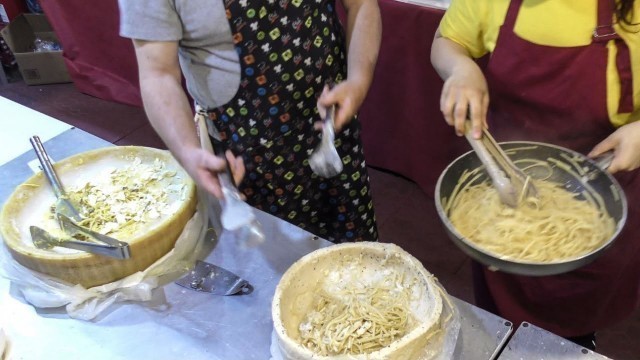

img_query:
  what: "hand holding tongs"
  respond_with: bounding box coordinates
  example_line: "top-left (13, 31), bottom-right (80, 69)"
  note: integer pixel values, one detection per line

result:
top-left (212, 140), bottom-right (258, 231)
top-left (464, 123), bottom-right (538, 208)
top-left (29, 136), bottom-right (131, 259)
top-left (194, 113), bottom-right (265, 245)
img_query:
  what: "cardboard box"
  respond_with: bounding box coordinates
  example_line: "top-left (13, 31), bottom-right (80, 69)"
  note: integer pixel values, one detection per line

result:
top-left (0, 13), bottom-right (70, 85)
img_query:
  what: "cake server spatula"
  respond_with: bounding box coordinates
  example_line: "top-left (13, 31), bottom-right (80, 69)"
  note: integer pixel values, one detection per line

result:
top-left (175, 260), bottom-right (252, 295)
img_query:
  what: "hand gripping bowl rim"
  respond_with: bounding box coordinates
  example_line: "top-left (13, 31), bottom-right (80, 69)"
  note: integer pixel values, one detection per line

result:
top-left (434, 141), bottom-right (628, 276)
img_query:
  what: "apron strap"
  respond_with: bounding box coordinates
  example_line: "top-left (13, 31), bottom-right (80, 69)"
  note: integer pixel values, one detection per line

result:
top-left (502, 0), bottom-right (523, 31)
top-left (593, 0), bottom-right (619, 42)
top-left (616, 41), bottom-right (634, 113)
top-left (593, 0), bottom-right (634, 113)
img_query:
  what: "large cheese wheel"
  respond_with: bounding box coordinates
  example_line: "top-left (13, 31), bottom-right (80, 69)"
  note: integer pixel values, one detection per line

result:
top-left (0, 146), bottom-right (197, 288)
top-left (272, 242), bottom-right (444, 359)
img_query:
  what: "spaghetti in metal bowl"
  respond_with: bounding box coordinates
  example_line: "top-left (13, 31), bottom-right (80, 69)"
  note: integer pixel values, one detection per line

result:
top-left (444, 156), bottom-right (617, 263)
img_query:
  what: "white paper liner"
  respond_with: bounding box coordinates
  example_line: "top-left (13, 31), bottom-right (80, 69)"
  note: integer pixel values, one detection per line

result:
top-left (0, 328), bottom-right (7, 360)
top-left (0, 191), bottom-right (209, 321)
top-left (270, 279), bottom-right (461, 360)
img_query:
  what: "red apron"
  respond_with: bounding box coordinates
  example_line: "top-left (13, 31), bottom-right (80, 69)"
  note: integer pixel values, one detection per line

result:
top-left (481, 0), bottom-right (640, 336)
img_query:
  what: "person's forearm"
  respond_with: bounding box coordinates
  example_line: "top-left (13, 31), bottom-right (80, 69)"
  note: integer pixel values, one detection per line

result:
top-left (431, 30), bottom-right (478, 81)
top-left (343, 0), bottom-right (381, 90)
top-left (139, 70), bottom-right (199, 166)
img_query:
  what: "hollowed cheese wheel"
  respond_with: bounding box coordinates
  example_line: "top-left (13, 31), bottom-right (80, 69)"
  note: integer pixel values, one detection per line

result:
top-left (273, 242), bottom-right (444, 359)
top-left (0, 146), bottom-right (197, 288)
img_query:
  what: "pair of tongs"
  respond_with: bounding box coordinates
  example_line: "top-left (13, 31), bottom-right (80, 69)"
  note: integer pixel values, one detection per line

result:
top-left (29, 136), bottom-right (131, 259)
top-left (212, 139), bottom-right (260, 232)
top-left (30, 219), bottom-right (131, 259)
top-left (464, 124), bottom-right (538, 208)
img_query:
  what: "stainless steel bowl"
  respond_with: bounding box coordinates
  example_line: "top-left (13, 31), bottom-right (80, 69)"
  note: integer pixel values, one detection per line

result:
top-left (434, 141), bottom-right (627, 276)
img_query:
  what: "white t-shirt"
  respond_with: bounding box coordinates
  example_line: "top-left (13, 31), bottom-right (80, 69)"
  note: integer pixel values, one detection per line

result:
top-left (118, 0), bottom-right (241, 108)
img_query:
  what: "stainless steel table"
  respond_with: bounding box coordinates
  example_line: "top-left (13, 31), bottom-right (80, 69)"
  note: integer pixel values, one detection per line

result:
top-left (0, 127), bottom-right (513, 359)
top-left (498, 322), bottom-right (612, 360)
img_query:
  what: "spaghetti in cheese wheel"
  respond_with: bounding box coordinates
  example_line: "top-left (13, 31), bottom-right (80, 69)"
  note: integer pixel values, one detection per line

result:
top-left (0, 146), bottom-right (197, 287)
top-left (273, 242), bottom-right (445, 359)
top-left (298, 272), bottom-right (414, 355)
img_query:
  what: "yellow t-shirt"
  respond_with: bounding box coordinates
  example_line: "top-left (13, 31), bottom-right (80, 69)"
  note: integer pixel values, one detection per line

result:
top-left (439, 0), bottom-right (640, 127)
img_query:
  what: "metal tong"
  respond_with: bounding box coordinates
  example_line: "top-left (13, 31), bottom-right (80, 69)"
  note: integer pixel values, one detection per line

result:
top-left (214, 142), bottom-right (257, 231)
top-left (309, 104), bottom-right (343, 178)
top-left (29, 136), bottom-right (131, 259)
top-left (30, 136), bottom-right (83, 222)
top-left (464, 124), bottom-right (538, 208)
top-left (30, 219), bottom-right (131, 259)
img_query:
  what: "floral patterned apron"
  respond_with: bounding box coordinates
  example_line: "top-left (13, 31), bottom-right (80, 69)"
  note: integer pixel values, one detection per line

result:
top-left (477, 0), bottom-right (639, 337)
top-left (203, 0), bottom-right (378, 242)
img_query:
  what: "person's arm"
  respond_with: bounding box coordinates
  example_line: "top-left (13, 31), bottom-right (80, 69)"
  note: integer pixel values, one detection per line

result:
top-left (318, 0), bottom-right (382, 130)
top-left (132, 39), bottom-right (244, 198)
top-left (431, 29), bottom-right (488, 139)
top-left (589, 119), bottom-right (640, 173)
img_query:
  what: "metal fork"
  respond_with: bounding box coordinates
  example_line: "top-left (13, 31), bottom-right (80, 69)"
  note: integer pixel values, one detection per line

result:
top-left (309, 104), bottom-right (343, 178)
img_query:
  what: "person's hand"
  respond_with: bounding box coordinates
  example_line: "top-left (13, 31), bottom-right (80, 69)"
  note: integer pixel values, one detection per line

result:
top-left (316, 81), bottom-right (368, 131)
top-left (179, 147), bottom-right (245, 199)
top-left (440, 61), bottom-right (489, 139)
top-left (588, 121), bottom-right (640, 174)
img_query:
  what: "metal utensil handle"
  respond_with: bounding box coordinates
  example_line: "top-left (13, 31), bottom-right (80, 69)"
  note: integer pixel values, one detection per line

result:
top-left (58, 214), bottom-right (130, 248)
top-left (480, 128), bottom-right (540, 200)
top-left (56, 236), bottom-right (130, 259)
top-left (465, 133), bottom-right (514, 190)
top-left (323, 104), bottom-right (336, 143)
top-left (592, 150), bottom-right (615, 170)
top-left (30, 135), bottom-right (66, 199)
top-left (463, 124), bottom-right (513, 189)
top-left (480, 128), bottom-right (526, 182)
top-left (195, 111), bottom-right (243, 205)
top-left (211, 137), bottom-right (245, 203)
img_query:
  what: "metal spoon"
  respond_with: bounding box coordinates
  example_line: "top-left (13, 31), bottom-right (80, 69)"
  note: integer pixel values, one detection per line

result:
top-left (464, 123), bottom-right (538, 207)
top-left (309, 104), bottom-right (343, 178)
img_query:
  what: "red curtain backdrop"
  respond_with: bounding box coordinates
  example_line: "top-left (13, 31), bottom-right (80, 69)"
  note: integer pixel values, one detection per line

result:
top-left (39, 0), bottom-right (142, 106)
top-left (357, 0), bottom-right (466, 197)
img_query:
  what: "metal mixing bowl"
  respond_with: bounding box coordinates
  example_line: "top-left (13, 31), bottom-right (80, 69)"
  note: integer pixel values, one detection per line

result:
top-left (434, 141), bottom-right (627, 276)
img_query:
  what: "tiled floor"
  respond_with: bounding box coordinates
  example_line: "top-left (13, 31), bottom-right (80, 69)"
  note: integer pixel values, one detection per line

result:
top-left (1, 80), bottom-right (638, 359)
